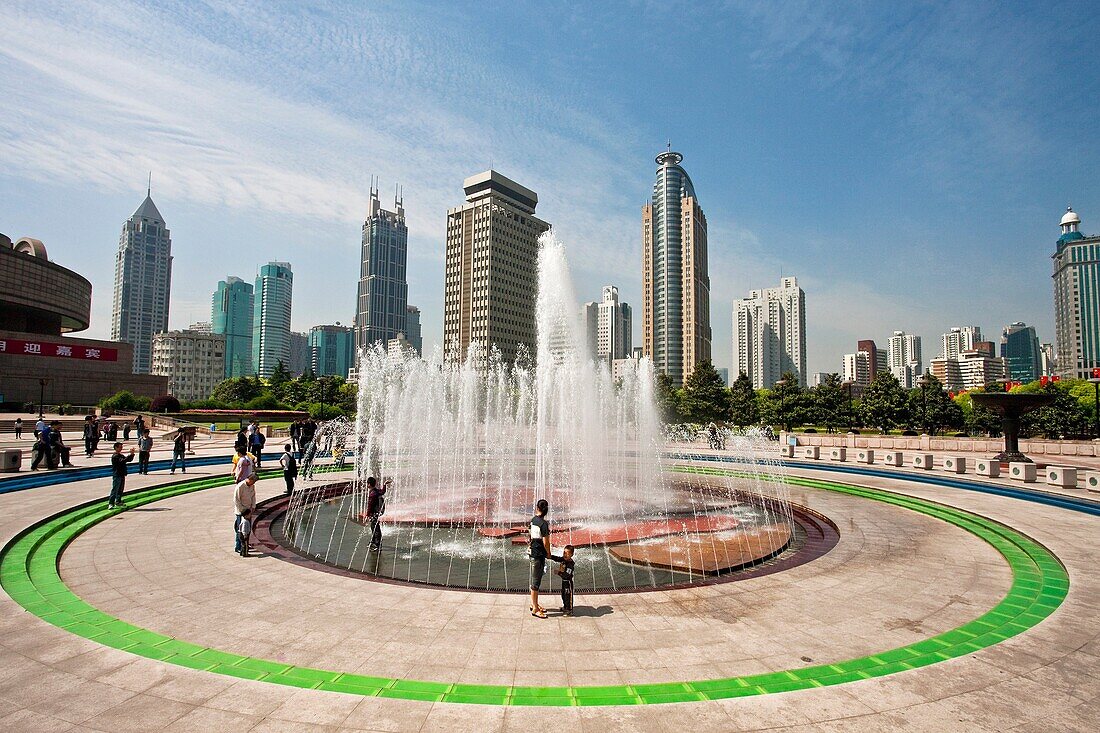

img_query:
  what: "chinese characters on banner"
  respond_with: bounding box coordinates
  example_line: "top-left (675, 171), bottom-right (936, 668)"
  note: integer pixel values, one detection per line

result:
top-left (0, 338), bottom-right (118, 362)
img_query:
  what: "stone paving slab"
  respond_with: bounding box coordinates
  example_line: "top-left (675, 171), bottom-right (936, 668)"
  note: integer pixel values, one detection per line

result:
top-left (0, 460), bottom-right (1095, 729)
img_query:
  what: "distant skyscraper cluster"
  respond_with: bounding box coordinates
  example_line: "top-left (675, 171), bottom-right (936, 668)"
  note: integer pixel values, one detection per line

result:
top-left (734, 277), bottom-right (806, 388)
top-left (111, 186), bottom-right (172, 374)
top-left (642, 148), bottom-right (711, 386)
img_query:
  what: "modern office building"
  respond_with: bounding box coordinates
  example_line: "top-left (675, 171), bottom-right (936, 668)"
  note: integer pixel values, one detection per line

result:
top-left (443, 170), bottom-right (550, 365)
top-left (1, 234), bottom-right (166, 405)
top-left (642, 148), bottom-right (711, 386)
top-left (309, 324), bottom-right (355, 378)
top-left (1000, 322), bottom-right (1041, 382)
top-left (1052, 207), bottom-right (1100, 379)
top-left (288, 331), bottom-right (309, 376)
top-left (211, 276), bottom-right (254, 378)
top-left (110, 186), bottom-right (172, 374)
top-left (941, 326), bottom-right (982, 360)
top-left (583, 286), bottom-right (632, 366)
top-left (151, 329), bottom-right (226, 401)
top-left (355, 183), bottom-right (409, 351)
top-left (734, 277), bottom-right (806, 388)
top-left (1040, 342), bottom-right (1057, 377)
top-left (405, 305), bottom-right (422, 356)
top-left (252, 262), bottom-right (293, 378)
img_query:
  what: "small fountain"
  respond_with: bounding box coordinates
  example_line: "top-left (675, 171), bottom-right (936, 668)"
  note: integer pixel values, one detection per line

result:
top-left (277, 232), bottom-right (797, 591)
top-left (970, 392), bottom-right (1055, 463)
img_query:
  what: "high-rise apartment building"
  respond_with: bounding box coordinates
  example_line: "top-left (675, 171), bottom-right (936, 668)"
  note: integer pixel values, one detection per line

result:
top-left (941, 326), bottom-right (982, 360)
top-left (887, 330), bottom-right (922, 388)
top-left (1040, 342), bottom-right (1057, 377)
top-left (734, 277), bottom-right (806, 388)
top-left (1000, 322), bottom-right (1041, 382)
top-left (405, 305), bottom-right (422, 356)
top-left (355, 183), bottom-right (409, 351)
top-left (252, 262), bottom-right (293, 378)
top-left (288, 331), bottom-right (309, 376)
top-left (151, 329), bottom-right (225, 401)
top-left (211, 276), bottom-right (254, 378)
top-left (1052, 207), bottom-right (1100, 379)
top-left (843, 340), bottom-right (884, 387)
top-left (309, 324), bottom-right (355, 377)
top-left (642, 148), bottom-right (711, 386)
top-left (583, 286), bottom-right (632, 366)
top-left (111, 187), bottom-right (172, 374)
top-left (443, 170), bottom-right (549, 365)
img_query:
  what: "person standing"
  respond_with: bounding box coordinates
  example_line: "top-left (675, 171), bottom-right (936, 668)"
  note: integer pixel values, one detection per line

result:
top-left (30, 428), bottom-right (55, 470)
top-left (169, 429), bottom-right (187, 474)
top-left (279, 444), bottom-right (297, 495)
top-left (108, 442), bottom-right (136, 509)
top-left (233, 445), bottom-right (255, 483)
top-left (82, 416), bottom-right (97, 457)
top-left (34, 417), bottom-right (46, 440)
top-left (234, 427), bottom-right (248, 455)
top-left (123, 421), bottom-right (132, 441)
top-left (289, 419), bottom-right (301, 455)
top-left (133, 414), bottom-right (144, 436)
top-left (249, 425), bottom-right (266, 469)
top-left (528, 498), bottom-right (552, 618)
top-left (13, 417), bottom-right (22, 440)
top-left (233, 473), bottom-right (257, 554)
top-left (366, 477), bottom-right (387, 551)
top-left (137, 429), bottom-right (153, 474)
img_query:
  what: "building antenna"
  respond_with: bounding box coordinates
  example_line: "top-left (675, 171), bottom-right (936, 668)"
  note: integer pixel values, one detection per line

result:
top-left (667, 139), bottom-right (671, 153)
top-left (147, 171), bottom-right (151, 197)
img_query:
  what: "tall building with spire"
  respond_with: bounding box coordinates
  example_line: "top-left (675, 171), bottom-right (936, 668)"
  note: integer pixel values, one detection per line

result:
top-left (1053, 206), bottom-right (1100, 379)
top-left (252, 262), bottom-right (293, 378)
top-left (642, 147), bottom-right (711, 386)
top-left (111, 182), bottom-right (172, 374)
top-left (211, 276), bottom-right (254, 378)
top-left (355, 181), bottom-right (409, 351)
top-left (444, 170), bottom-right (549, 365)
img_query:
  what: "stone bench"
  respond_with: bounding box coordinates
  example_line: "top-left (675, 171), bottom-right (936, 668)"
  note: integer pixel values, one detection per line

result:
top-left (943, 456), bottom-right (966, 474)
top-left (800, 446), bottom-right (820, 460)
top-left (1044, 466), bottom-right (1077, 489)
top-left (828, 447), bottom-right (846, 462)
top-left (1008, 462), bottom-right (1037, 483)
top-left (975, 459), bottom-right (1000, 478)
top-left (881, 451), bottom-right (903, 467)
top-left (855, 449), bottom-right (874, 464)
top-left (912, 454), bottom-right (934, 470)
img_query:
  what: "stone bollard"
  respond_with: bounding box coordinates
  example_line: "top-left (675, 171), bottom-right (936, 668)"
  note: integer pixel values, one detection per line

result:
top-left (856, 449), bottom-right (874, 464)
top-left (1045, 466), bottom-right (1078, 489)
top-left (912, 454), bottom-right (934, 470)
top-left (1086, 472), bottom-right (1100, 493)
top-left (829, 447), bottom-right (847, 462)
top-left (801, 446), bottom-right (820, 460)
top-left (882, 451), bottom-right (903, 467)
top-left (781, 444), bottom-right (795, 458)
top-left (1008, 462), bottom-right (1037, 483)
top-left (943, 456), bottom-right (966, 474)
top-left (975, 459), bottom-right (1000, 477)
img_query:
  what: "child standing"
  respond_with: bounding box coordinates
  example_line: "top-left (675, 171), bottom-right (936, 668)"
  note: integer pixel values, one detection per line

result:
top-left (237, 508), bottom-right (252, 557)
top-left (555, 545), bottom-right (576, 616)
top-left (137, 429), bottom-right (153, 474)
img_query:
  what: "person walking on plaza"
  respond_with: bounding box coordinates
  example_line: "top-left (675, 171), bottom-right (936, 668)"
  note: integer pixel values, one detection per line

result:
top-left (137, 429), bottom-right (153, 474)
top-left (13, 417), bottom-right (22, 440)
top-left (108, 442), bottom-right (136, 509)
top-left (233, 445), bottom-right (255, 483)
top-left (279, 444), bottom-right (297, 495)
top-left (249, 425), bottom-right (266, 469)
top-left (528, 498), bottom-right (552, 618)
top-left (49, 421), bottom-right (73, 467)
top-left (92, 418), bottom-right (103, 453)
top-left (169, 429), bottom-right (187, 474)
top-left (133, 414), bottom-right (144, 436)
top-left (233, 473), bottom-right (257, 554)
top-left (82, 415), bottom-right (96, 456)
top-left (366, 477), bottom-right (387, 551)
top-left (30, 428), bottom-right (56, 470)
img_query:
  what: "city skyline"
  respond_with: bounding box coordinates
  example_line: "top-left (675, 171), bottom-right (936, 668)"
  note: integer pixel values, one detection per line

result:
top-left (2, 3), bottom-right (1097, 378)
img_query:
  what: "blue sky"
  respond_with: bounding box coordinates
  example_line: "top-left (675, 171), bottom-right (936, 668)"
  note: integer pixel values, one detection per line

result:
top-left (1, 1), bottom-right (1097, 376)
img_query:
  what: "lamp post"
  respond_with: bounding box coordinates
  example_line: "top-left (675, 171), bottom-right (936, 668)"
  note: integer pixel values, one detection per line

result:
top-left (1089, 377), bottom-right (1100, 438)
top-left (918, 372), bottom-right (932, 435)
top-left (775, 378), bottom-right (789, 433)
top-left (318, 377), bottom-right (329, 422)
top-left (38, 378), bottom-right (49, 419)
top-left (841, 380), bottom-right (854, 433)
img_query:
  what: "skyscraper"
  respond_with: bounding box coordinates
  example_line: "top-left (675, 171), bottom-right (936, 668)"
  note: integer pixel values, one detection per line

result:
top-left (288, 331), bottom-right (309, 376)
top-left (111, 185), bottom-right (172, 374)
top-left (252, 262), bottom-right (293, 378)
top-left (584, 286), bottom-right (632, 366)
top-left (941, 326), bottom-right (982, 360)
top-left (888, 330), bottom-right (922, 387)
top-left (642, 147), bottom-right (711, 385)
top-left (405, 305), bottom-right (422, 356)
top-left (1052, 207), bottom-right (1100, 379)
top-left (734, 277), bottom-right (806, 388)
top-left (1000, 322), bottom-right (1041, 382)
top-left (211, 276), bottom-right (254, 378)
top-left (309, 324), bottom-right (355, 377)
top-left (355, 183), bottom-right (408, 351)
top-left (443, 170), bottom-right (549, 365)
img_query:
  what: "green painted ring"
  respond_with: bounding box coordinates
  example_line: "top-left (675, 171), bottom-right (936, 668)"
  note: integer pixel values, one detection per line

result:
top-left (0, 466), bottom-right (1069, 706)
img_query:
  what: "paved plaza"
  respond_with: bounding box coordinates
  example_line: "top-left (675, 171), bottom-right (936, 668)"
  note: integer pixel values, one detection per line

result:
top-left (0, 446), bottom-right (1097, 731)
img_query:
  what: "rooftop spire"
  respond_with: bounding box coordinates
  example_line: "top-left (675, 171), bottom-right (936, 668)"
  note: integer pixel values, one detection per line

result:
top-left (147, 171), bottom-right (151, 197)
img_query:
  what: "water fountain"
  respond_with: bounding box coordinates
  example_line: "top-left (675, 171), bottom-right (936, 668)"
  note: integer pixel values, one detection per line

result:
top-left (276, 232), bottom-right (798, 592)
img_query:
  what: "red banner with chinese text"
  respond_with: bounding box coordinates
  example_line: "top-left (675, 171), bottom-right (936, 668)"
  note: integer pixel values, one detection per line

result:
top-left (0, 337), bottom-right (118, 362)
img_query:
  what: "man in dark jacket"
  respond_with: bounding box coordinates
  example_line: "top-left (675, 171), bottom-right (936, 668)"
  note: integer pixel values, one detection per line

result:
top-left (366, 477), bottom-right (387, 551)
top-left (82, 415), bottom-right (97, 456)
top-left (49, 421), bottom-right (72, 467)
top-left (108, 442), bottom-right (136, 509)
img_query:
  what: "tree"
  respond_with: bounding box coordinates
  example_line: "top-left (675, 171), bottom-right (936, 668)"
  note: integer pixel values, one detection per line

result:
top-left (99, 390), bottom-right (151, 412)
top-left (653, 371), bottom-right (682, 423)
top-left (679, 360), bottom-right (732, 424)
top-left (1019, 381), bottom-right (1091, 439)
top-left (811, 373), bottom-right (848, 433)
top-left (906, 374), bottom-right (963, 435)
top-left (210, 377), bottom-right (265, 406)
top-left (150, 394), bottom-right (181, 413)
top-left (762, 372), bottom-right (809, 432)
top-left (860, 371), bottom-right (910, 434)
top-left (269, 360), bottom-right (292, 389)
top-left (729, 372), bottom-right (759, 427)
